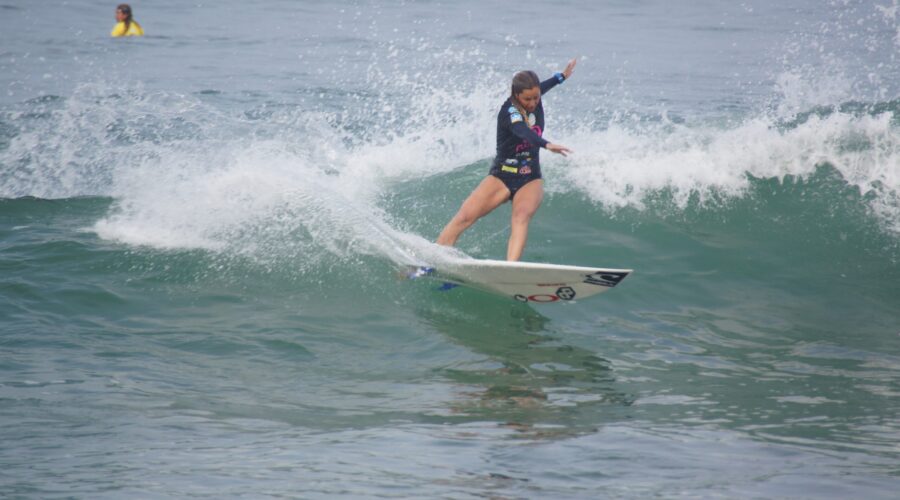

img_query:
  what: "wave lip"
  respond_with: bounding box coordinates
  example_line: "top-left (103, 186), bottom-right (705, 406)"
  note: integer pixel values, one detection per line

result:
top-left (2, 79), bottom-right (898, 265)
top-left (556, 101), bottom-right (899, 236)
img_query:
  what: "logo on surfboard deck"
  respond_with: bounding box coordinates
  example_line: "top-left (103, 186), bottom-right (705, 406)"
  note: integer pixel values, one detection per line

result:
top-left (583, 271), bottom-right (628, 287)
top-left (515, 294), bottom-right (558, 303)
top-left (556, 287), bottom-right (576, 301)
top-left (513, 287), bottom-right (576, 303)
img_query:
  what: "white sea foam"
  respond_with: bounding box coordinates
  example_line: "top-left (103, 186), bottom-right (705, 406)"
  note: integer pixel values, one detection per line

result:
top-left (554, 108), bottom-right (899, 227)
top-left (92, 137), bottom-right (444, 267)
top-left (64, 83), bottom-right (490, 266)
top-left (90, 91), bottom-right (900, 251)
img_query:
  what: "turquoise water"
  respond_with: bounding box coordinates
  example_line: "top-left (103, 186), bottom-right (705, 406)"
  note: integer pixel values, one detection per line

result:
top-left (2, 1), bottom-right (899, 498)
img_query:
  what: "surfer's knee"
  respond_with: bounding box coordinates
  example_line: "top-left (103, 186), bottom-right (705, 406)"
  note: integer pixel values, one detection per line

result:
top-left (511, 206), bottom-right (536, 226)
top-left (454, 208), bottom-right (480, 228)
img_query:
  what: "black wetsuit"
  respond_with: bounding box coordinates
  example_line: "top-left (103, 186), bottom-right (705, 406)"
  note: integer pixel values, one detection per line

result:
top-left (489, 72), bottom-right (565, 198)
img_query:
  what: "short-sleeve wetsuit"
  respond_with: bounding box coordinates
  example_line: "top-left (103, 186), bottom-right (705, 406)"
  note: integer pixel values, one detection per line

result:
top-left (111, 21), bottom-right (144, 37)
top-left (489, 72), bottom-right (566, 198)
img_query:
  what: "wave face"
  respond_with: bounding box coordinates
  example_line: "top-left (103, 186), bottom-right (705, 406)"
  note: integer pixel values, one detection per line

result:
top-left (2, 82), bottom-right (897, 261)
top-left (1, 0), bottom-right (898, 498)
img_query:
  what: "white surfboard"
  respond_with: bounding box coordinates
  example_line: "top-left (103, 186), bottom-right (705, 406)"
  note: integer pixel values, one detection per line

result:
top-left (410, 259), bottom-right (631, 303)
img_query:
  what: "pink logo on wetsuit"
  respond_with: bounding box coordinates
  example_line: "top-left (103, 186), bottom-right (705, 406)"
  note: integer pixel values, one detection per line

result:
top-left (515, 125), bottom-right (543, 154)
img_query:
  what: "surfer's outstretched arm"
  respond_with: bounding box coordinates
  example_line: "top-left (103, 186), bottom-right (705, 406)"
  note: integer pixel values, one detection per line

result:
top-left (508, 121), bottom-right (571, 157)
top-left (539, 58), bottom-right (577, 94)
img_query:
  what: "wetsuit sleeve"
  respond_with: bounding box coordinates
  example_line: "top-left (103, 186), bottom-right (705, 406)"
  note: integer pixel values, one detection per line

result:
top-left (539, 72), bottom-right (566, 94)
top-left (510, 121), bottom-right (549, 149)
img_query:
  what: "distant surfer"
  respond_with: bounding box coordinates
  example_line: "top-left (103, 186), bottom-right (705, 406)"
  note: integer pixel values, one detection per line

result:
top-left (436, 59), bottom-right (577, 261)
top-left (111, 4), bottom-right (144, 37)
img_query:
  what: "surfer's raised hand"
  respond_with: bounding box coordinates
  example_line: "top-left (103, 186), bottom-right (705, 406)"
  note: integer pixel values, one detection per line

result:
top-left (546, 143), bottom-right (572, 157)
top-left (562, 58), bottom-right (577, 80)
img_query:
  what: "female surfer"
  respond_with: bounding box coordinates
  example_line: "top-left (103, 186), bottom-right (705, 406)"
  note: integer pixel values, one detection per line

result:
top-left (436, 59), bottom-right (576, 261)
top-left (111, 4), bottom-right (144, 37)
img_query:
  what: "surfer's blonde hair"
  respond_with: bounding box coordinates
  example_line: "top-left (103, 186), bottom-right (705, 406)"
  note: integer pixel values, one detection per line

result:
top-left (510, 70), bottom-right (540, 125)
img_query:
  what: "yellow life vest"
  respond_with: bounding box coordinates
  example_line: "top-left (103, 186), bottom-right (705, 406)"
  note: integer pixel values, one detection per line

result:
top-left (111, 21), bottom-right (144, 37)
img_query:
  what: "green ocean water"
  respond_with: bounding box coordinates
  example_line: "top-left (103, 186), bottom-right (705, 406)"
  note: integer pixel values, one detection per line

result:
top-left (2, 0), bottom-right (900, 497)
top-left (2, 164), bottom-right (898, 496)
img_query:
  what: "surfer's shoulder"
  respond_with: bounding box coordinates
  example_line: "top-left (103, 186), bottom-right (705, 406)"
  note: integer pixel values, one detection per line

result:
top-left (111, 21), bottom-right (144, 37)
top-left (498, 98), bottom-right (523, 124)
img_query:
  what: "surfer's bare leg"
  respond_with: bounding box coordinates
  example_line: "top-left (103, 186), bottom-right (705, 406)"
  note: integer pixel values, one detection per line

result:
top-left (437, 176), bottom-right (510, 247)
top-left (507, 179), bottom-right (543, 261)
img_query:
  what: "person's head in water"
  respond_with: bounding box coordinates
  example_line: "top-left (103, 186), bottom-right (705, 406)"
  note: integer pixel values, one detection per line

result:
top-left (116, 4), bottom-right (133, 29)
top-left (511, 70), bottom-right (541, 121)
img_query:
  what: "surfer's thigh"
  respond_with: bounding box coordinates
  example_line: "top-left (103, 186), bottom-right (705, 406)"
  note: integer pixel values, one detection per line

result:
top-left (510, 179), bottom-right (544, 223)
top-left (455, 176), bottom-right (510, 224)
